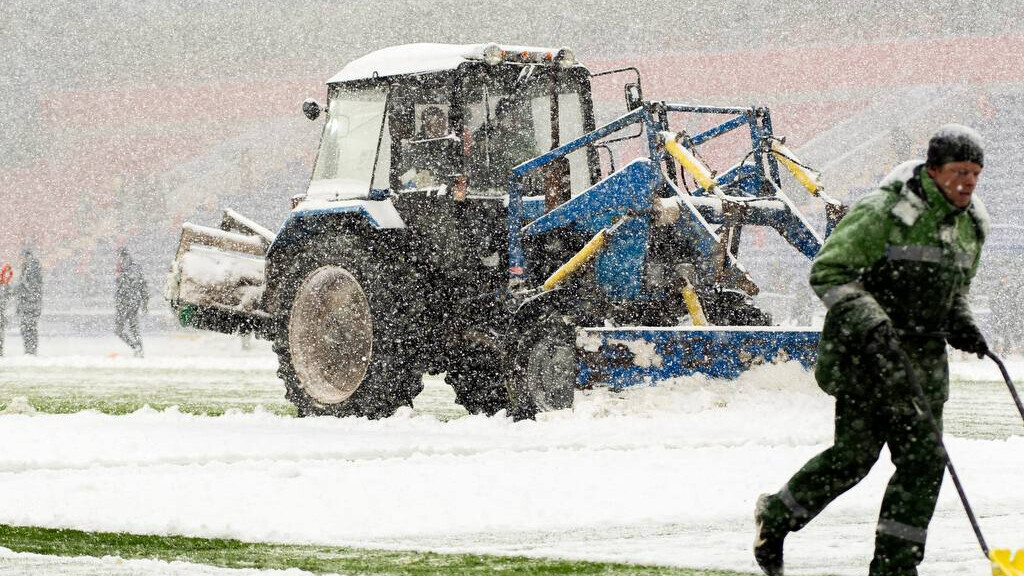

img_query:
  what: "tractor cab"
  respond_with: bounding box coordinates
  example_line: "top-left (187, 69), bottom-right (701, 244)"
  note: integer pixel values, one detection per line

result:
top-left (301, 43), bottom-right (599, 208)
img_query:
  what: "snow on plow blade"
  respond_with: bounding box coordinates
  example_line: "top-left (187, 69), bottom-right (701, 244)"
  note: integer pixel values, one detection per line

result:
top-left (164, 210), bottom-right (272, 335)
top-left (577, 326), bottom-right (819, 389)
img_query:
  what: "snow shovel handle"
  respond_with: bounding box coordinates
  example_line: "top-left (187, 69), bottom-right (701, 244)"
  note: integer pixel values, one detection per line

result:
top-left (894, 346), bottom-right (990, 558)
top-left (984, 350), bottom-right (1024, 424)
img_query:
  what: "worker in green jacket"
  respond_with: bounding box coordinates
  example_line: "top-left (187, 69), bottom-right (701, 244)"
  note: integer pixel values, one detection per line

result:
top-left (753, 124), bottom-right (989, 576)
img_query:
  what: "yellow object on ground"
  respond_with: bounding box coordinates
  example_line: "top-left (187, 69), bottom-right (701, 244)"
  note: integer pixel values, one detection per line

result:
top-left (543, 229), bottom-right (608, 291)
top-left (662, 132), bottom-right (716, 191)
top-left (681, 282), bottom-right (708, 326)
top-left (992, 549), bottom-right (1024, 576)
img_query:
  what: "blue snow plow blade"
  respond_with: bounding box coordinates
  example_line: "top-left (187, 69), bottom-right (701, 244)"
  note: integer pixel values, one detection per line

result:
top-left (577, 327), bottom-right (820, 389)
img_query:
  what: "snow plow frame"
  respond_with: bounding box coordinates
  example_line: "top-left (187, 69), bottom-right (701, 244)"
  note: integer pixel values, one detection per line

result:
top-left (507, 101), bottom-right (843, 387)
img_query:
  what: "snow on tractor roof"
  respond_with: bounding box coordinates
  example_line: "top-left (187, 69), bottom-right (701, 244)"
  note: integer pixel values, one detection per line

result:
top-left (327, 43), bottom-right (574, 84)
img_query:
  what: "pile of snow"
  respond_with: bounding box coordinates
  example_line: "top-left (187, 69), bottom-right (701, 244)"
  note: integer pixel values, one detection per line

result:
top-left (0, 357), bottom-right (1019, 576)
top-left (1, 397), bottom-right (37, 415)
top-left (0, 333), bottom-right (277, 371)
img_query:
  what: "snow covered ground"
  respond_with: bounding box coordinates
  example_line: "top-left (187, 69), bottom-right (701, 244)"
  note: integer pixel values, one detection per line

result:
top-left (0, 331), bottom-right (1022, 575)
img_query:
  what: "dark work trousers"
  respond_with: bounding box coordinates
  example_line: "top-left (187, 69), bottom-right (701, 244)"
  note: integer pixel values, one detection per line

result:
top-left (19, 314), bottom-right (38, 355)
top-left (115, 311), bottom-right (142, 352)
top-left (760, 392), bottom-right (947, 576)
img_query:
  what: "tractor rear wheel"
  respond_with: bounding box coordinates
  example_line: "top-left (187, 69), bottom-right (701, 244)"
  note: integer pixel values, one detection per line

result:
top-left (506, 312), bottom-right (578, 421)
top-left (273, 238), bottom-right (421, 418)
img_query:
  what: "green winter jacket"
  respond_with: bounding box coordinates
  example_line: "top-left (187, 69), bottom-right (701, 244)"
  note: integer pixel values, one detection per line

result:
top-left (811, 161), bottom-right (988, 402)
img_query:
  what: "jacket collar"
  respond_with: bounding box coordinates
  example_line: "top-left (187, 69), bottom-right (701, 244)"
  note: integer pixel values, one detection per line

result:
top-left (918, 165), bottom-right (962, 218)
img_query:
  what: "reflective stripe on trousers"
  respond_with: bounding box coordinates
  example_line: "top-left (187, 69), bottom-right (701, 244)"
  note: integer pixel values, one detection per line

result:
top-left (876, 518), bottom-right (927, 544)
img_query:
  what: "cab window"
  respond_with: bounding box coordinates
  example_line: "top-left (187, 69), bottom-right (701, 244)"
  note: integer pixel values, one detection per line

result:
top-left (312, 85), bottom-right (389, 198)
top-left (461, 67), bottom-right (594, 197)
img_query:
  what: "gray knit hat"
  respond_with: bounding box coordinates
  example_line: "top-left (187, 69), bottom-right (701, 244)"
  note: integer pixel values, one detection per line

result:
top-left (926, 124), bottom-right (984, 167)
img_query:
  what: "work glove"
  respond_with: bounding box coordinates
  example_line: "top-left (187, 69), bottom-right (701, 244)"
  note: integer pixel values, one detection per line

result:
top-left (947, 323), bottom-right (988, 358)
top-left (864, 321), bottom-right (901, 361)
top-left (862, 322), bottom-right (912, 401)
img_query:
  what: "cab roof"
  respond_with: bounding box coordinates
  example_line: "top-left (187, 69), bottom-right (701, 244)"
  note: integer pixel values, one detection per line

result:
top-left (327, 43), bottom-right (576, 84)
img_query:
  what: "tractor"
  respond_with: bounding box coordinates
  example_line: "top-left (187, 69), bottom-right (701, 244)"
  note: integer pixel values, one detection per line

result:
top-left (165, 43), bottom-right (844, 419)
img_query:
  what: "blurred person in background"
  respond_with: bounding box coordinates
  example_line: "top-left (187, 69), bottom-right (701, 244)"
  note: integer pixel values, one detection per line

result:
top-left (114, 247), bottom-right (149, 357)
top-left (16, 248), bottom-right (42, 355)
top-left (0, 262), bottom-right (12, 356)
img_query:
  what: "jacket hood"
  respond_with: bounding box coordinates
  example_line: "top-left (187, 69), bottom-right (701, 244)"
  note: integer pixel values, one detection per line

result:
top-left (878, 160), bottom-right (924, 192)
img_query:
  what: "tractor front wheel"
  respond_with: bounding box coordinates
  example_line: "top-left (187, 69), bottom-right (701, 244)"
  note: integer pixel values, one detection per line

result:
top-left (505, 313), bottom-right (578, 421)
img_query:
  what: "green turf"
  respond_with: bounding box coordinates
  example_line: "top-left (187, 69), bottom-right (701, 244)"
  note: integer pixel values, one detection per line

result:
top-left (0, 524), bottom-right (753, 576)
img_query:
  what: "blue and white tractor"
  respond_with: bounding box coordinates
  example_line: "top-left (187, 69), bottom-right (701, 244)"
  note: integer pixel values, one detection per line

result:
top-left (165, 43), bottom-right (844, 419)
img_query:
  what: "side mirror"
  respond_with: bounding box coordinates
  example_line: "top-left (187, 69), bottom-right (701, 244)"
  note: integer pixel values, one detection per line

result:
top-left (302, 98), bottom-right (322, 121)
top-left (624, 83), bottom-right (643, 112)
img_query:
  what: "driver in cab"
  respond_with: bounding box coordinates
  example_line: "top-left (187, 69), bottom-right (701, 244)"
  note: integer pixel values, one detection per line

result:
top-left (469, 97), bottom-right (539, 192)
top-left (401, 105), bottom-right (456, 189)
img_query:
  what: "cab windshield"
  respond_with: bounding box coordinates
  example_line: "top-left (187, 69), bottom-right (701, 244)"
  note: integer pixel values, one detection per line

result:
top-left (311, 85), bottom-right (388, 197)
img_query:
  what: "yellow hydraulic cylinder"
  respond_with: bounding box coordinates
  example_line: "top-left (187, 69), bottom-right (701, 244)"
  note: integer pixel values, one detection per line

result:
top-left (681, 281), bottom-right (709, 326)
top-left (771, 141), bottom-right (823, 196)
top-left (543, 229), bottom-right (607, 291)
top-left (662, 132), bottom-right (717, 191)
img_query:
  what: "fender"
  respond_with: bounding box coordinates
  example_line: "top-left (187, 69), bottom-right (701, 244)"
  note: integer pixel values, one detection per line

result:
top-left (262, 200), bottom-right (405, 318)
top-left (290, 198), bottom-right (407, 229)
top-left (507, 287), bottom-right (583, 334)
top-left (268, 198), bottom-right (405, 259)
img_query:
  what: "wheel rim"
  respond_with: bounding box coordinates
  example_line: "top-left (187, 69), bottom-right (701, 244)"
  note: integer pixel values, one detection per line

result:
top-left (523, 330), bottom-right (576, 411)
top-left (288, 266), bottom-right (372, 404)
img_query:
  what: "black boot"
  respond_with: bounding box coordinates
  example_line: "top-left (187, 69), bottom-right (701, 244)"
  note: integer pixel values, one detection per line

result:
top-left (754, 494), bottom-right (787, 576)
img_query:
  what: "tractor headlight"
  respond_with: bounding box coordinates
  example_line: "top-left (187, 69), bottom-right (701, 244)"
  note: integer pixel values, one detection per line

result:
top-left (483, 43), bottom-right (505, 66)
